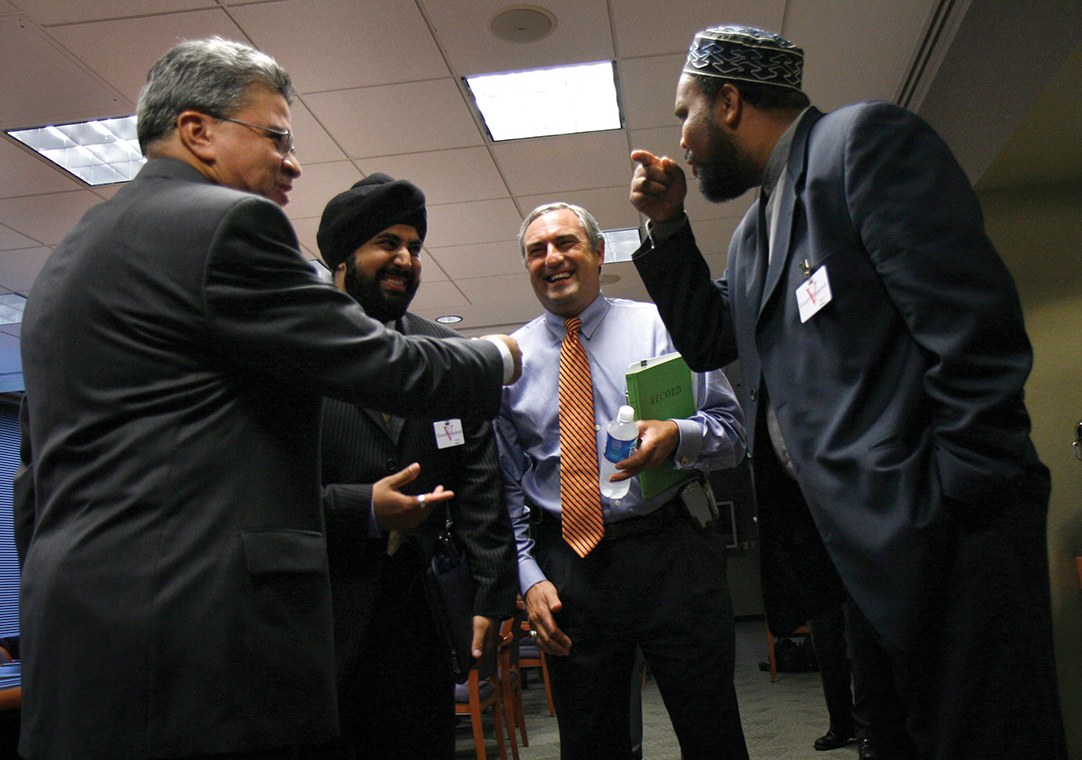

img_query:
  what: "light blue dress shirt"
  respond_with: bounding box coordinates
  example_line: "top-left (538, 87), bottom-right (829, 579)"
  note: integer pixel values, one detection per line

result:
top-left (494, 294), bottom-right (747, 595)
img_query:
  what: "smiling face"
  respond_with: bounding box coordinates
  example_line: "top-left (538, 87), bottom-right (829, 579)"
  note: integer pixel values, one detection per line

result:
top-left (523, 208), bottom-right (603, 319)
top-left (207, 86), bottom-right (301, 206)
top-left (337, 223), bottom-right (422, 322)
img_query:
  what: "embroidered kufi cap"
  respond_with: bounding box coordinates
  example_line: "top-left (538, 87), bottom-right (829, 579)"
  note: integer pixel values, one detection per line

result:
top-left (684, 25), bottom-right (803, 91)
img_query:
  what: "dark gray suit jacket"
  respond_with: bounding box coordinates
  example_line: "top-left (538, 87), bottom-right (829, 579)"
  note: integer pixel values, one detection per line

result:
top-left (319, 311), bottom-right (517, 681)
top-left (14, 158), bottom-right (505, 759)
top-left (634, 103), bottom-right (1044, 648)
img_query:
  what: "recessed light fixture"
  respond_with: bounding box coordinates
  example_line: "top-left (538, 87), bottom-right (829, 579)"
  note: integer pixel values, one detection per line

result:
top-left (489, 5), bottom-right (556, 44)
top-left (436, 315), bottom-right (463, 324)
top-left (465, 60), bottom-right (621, 141)
top-left (602, 228), bottom-right (642, 263)
top-left (0, 293), bottom-right (28, 326)
top-left (6, 115), bottom-right (145, 186)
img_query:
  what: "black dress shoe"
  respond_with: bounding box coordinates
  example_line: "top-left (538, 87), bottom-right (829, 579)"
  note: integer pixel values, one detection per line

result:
top-left (858, 738), bottom-right (878, 760)
top-left (813, 729), bottom-right (852, 751)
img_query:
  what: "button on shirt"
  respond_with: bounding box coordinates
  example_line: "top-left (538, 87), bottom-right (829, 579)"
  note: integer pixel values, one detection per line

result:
top-left (494, 294), bottom-right (746, 595)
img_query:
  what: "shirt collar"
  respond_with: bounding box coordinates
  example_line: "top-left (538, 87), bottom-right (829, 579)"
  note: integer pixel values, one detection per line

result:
top-left (543, 292), bottom-right (609, 341)
top-left (761, 106), bottom-right (811, 198)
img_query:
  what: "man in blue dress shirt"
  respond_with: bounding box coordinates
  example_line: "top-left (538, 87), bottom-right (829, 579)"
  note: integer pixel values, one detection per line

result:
top-left (494, 202), bottom-right (750, 760)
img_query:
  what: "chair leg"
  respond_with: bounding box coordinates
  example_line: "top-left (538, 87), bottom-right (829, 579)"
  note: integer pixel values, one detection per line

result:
top-left (470, 703), bottom-right (487, 760)
top-left (492, 687), bottom-right (509, 760)
top-left (766, 623), bottom-right (778, 683)
top-left (539, 652), bottom-right (556, 717)
top-left (515, 675), bottom-right (528, 747)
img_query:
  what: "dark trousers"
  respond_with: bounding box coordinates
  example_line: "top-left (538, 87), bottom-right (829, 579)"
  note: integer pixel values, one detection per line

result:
top-left (535, 510), bottom-right (748, 760)
top-left (326, 549), bottom-right (456, 760)
top-left (807, 602), bottom-right (871, 741)
top-left (881, 468), bottom-right (1068, 760)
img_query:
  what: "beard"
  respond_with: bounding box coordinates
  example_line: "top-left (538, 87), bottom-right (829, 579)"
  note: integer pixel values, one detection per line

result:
top-left (342, 257), bottom-right (417, 323)
top-left (695, 117), bottom-right (761, 203)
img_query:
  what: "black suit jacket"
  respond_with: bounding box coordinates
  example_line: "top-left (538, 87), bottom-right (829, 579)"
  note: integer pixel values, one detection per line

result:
top-left (635, 103), bottom-right (1043, 648)
top-left (320, 312), bottom-right (518, 680)
top-left (14, 158), bottom-right (505, 759)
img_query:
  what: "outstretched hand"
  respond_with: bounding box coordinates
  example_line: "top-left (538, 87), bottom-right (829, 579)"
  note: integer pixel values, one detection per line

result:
top-left (629, 149), bottom-right (688, 224)
top-left (372, 462), bottom-right (454, 531)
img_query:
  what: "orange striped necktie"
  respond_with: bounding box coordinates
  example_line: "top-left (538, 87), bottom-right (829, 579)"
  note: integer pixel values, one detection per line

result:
top-left (558, 316), bottom-right (604, 557)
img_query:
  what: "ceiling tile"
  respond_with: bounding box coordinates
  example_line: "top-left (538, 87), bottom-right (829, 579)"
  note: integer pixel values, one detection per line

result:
top-left (611, 0), bottom-right (784, 58)
top-left (0, 246), bottom-right (51, 291)
top-left (787, 0), bottom-right (937, 109)
top-left (0, 190), bottom-right (101, 246)
top-left (405, 278), bottom-right (470, 312)
top-left (289, 99), bottom-right (348, 166)
top-left (619, 53), bottom-right (685, 130)
top-left (0, 225), bottom-right (40, 252)
top-left (356, 147), bottom-right (509, 205)
top-left (493, 130), bottom-right (632, 197)
top-left (46, 9), bottom-right (245, 105)
top-left (233, 0), bottom-right (449, 93)
top-left (454, 272), bottom-right (537, 311)
top-left (0, 137), bottom-right (85, 198)
top-left (424, 198), bottom-right (522, 248)
top-left (427, 240), bottom-right (522, 281)
top-left (426, 0), bottom-right (613, 76)
top-left (7, 0), bottom-right (207, 25)
top-left (282, 159), bottom-right (364, 223)
top-left (304, 80), bottom-right (483, 158)
top-left (0, 15), bottom-right (127, 127)
top-left (516, 186), bottom-right (641, 233)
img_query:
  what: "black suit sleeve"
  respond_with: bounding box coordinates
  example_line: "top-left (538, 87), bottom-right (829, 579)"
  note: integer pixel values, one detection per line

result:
top-left (448, 416), bottom-right (518, 620)
top-left (203, 197), bottom-right (505, 420)
top-left (632, 222), bottom-right (740, 372)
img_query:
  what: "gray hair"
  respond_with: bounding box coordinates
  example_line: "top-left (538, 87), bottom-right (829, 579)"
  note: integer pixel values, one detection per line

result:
top-left (136, 36), bottom-right (294, 154)
top-left (517, 202), bottom-right (604, 258)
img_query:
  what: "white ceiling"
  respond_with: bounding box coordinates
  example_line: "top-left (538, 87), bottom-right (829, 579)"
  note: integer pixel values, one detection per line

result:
top-left (1, 0), bottom-right (1080, 391)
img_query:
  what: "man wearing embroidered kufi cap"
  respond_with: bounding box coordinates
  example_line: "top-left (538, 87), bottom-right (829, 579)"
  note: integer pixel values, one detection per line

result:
top-left (629, 23), bottom-right (1068, 760)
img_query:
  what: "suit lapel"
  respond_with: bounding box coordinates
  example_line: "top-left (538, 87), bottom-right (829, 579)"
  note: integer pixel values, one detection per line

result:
top-left (758, 108), bottom-right (824, 318)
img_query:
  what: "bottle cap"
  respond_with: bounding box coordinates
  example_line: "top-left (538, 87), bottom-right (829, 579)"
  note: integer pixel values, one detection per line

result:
top-left (617, 405), bottom-right (635, 422)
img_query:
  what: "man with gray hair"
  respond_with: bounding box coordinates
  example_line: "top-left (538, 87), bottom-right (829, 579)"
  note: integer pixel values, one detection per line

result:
top-left (15, 37), bottom-right (519, 760)
top-left (495, 202), bottom-right (749, 759)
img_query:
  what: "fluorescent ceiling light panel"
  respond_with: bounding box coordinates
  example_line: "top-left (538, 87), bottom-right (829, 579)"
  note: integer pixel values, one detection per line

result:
top-left (466, 61), bottom-right (621, 141)
top-left (7, 115), bottom-right (145, 186)
top-left (603, 228), bottom-right (642, 263)
top-left (0, 293), bottom-right (27, 326)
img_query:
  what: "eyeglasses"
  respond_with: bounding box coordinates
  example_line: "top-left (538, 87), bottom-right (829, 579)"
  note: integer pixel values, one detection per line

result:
top-left (215, 115), bottom-right (296, 157)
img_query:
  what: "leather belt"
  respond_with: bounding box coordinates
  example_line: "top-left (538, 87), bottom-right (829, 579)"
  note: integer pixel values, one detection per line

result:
top-left (530, 494), bottom-right (688, 541)
top-left (601, 496), bottom-right (686, 541)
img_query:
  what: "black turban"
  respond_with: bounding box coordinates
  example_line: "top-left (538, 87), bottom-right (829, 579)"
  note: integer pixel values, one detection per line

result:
top-left (316, 173), bottom-right (427, 271)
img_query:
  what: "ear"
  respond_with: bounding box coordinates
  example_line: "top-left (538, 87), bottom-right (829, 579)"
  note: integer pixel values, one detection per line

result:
top-left (595, 236), bottom-right (606, 267)
top-left (176, 110), bottom-right (216, 161)
top-left (715, 83), bottom-right (743, 128)
top-left (332, 262), bottom-right (347, 292)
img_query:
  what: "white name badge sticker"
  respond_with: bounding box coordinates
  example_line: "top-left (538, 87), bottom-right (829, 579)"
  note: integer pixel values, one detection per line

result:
top-left (796, 264), bottom-right (832, 323)
top-left (434, 419), bottom-right (465, 449)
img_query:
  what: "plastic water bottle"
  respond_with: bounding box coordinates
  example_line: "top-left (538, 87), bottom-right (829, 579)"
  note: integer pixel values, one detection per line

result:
top-left (599, 405), bottom-right (637, 499)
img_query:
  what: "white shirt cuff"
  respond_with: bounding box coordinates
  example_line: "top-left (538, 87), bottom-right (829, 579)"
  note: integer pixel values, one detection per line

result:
top-left (480, 335), bottom-right (515, 384)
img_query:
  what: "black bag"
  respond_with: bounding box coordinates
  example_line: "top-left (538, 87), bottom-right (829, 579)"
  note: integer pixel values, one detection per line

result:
top-left (425, 521), bottom-right (476, 683)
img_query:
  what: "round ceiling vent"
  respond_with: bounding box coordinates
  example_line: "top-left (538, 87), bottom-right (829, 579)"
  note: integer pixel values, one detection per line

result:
top-left (489, 5), bottom-right (557, 44)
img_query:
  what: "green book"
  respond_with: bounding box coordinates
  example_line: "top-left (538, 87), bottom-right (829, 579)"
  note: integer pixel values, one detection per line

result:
top-left (625, 351), bottom-right (697, 499)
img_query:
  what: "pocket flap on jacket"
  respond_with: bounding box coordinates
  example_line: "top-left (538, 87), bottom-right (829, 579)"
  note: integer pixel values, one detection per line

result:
top-left (241, 529), bottom-right (325, 574)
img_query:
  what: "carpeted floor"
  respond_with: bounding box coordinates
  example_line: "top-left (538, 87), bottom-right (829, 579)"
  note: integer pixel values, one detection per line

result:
top-left (456, 618), bottom-right (861, 760)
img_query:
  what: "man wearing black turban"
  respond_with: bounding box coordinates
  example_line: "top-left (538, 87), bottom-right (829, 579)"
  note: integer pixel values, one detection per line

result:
top-left (312, 174), bottom-right (518, 760)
